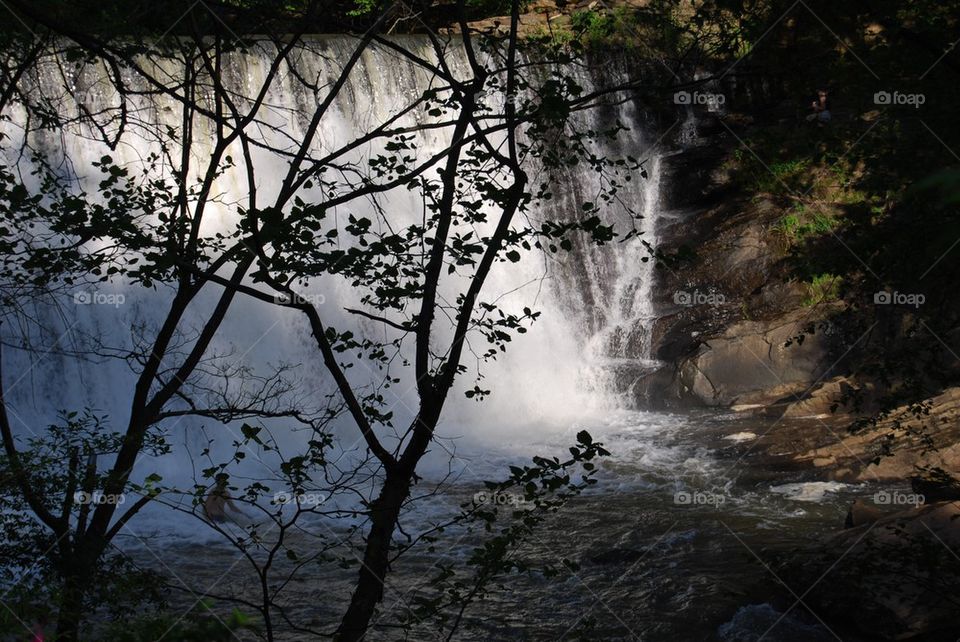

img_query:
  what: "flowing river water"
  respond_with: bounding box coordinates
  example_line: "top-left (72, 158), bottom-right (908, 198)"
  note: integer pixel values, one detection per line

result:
top-left (129, 408), bottom-right (870, 641)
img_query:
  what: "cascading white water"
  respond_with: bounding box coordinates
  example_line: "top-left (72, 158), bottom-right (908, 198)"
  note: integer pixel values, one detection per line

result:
top-left (579, 153), bottom-right (663, 404)
top-left (1, 37), bottom-right (665, 498)
top-left (538, 90), bottom-right (665, 409)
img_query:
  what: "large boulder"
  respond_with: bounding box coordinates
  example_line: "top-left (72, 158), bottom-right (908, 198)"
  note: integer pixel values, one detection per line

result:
top-left (674, 309), bottom-right (837, 406)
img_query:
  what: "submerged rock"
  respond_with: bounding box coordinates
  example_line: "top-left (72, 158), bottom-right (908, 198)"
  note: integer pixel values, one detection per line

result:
top-left (718, 603), bottom-right (835, 641)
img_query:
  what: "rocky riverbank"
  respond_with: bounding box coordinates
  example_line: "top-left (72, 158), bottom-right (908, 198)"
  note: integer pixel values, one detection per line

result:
top-left (635, 104), bottom-right (960, 640)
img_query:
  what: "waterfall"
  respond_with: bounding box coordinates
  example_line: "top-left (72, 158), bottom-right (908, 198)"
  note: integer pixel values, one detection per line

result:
top-left (0, 37), bottom-right (666, 489)
top-left (579, 154), bottom-right (663, 404)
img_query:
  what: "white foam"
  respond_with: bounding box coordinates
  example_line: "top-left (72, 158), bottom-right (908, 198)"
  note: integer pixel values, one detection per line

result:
top-left (769, 481), bottom-right (849, 502)
top-left (722, 431), bottom-right (758, 442)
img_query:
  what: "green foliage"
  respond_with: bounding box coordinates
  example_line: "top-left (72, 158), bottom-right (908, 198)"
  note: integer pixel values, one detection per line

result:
top-left (569, 7), bottom-right (640, 47)
top-left (530, 6), bottom-right (644, 50)
top-left (776, 205), bottom-right (839, 243)
top-left (348, 0), bottom-right (380, 16)
top-left (0, 411), bottom-right (170, 626)
top-left (801, 273), bottom-right (842, 306)
top-left (757, 158), bottom-right (810, 194)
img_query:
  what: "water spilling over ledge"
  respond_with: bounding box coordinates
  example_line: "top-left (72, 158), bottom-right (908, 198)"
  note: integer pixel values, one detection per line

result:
top-left (2, 37), bottom-right (668, 461)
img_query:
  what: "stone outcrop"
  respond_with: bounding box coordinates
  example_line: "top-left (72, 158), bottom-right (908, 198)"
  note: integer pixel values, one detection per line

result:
top-left (638, 114), bottom-right (842, 409)
top-left (674, 309), bottom-right (837, 406)
top-left (794, 501), bottom-right (960, 640)
top-left (778, 376), bottom-right (873, 419)
top-left (792, 387), bottom-right (960, 482)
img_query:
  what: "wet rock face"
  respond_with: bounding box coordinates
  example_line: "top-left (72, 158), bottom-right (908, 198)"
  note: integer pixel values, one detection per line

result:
top-left (647, 295), bottom-right (838, 410)
top-left (639, 114), bottom-right (830, 409)
top-left (640, 201), bottom-right (834, 409)
top-left (658, 141), bottom-right (734, 214)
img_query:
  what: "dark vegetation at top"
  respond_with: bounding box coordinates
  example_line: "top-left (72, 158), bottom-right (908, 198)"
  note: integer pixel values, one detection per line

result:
top-left (0, 0), bottom-right (516, 36)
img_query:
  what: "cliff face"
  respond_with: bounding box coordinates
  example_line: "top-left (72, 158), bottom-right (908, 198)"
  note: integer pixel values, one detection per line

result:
top-left (638, 110), bottom-right (840, 410)
top-left (635, 102), bottom-right (960, 488)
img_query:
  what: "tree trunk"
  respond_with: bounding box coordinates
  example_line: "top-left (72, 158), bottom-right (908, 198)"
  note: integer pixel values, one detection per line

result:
top-left (54, 538), bottom-right (104, 642)
top-left (336, 471), bottom-right (412, 641)
top-left (55, 566), bottom-right (86, 642)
